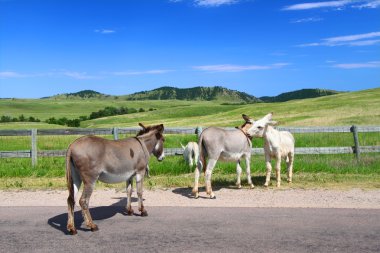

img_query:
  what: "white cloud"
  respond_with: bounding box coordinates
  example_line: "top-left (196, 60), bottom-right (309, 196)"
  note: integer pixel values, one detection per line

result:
top-left (63, 71), bottom-right (99, 79)
top-left (283, 0), bottom-right (380, 11)
top-left (298, 31), bottom-right (380, 47)
top-left (0, 71), bottom-right (25, 78)
top-left (333, 61), bottom-right (380, 68)
top-left (283, 0), bottom-right (352, 10)
top-left (352, 0), bottom-right (380, 8)
top-left (193, 63), bottom-right (289, 72)
top-left (94, 29), bottom-right (115, 34)
top-left (195, 0), bottom-right (238, 7)
top-left (291, 17), bottom-right (324, 23)
top-left (0, 71), bottom-right (48, 78)
top-left (325, 31), bottom-right (380, 42)
top-left (112, 69), bottom-right (173, 76)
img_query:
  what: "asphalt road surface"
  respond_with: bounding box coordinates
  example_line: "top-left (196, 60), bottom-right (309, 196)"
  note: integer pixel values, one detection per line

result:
top-left (0, 206), bottom-right (379, 253)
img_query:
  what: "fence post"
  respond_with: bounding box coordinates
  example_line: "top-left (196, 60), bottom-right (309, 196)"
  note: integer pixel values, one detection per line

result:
top-left (350, 125), bottom-right (360, 160)
top-left (31, 129), bottom-right (37, 167)
top-left (113, 127), bottom-right (119, 140)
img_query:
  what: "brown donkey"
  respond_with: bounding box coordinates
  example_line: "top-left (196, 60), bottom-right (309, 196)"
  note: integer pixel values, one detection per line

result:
top-left (66, 123), bottom-right (165, 235)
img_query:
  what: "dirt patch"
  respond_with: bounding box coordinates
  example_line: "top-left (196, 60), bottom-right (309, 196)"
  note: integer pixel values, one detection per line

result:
top-left (1, 188), bottom-right (379, 209)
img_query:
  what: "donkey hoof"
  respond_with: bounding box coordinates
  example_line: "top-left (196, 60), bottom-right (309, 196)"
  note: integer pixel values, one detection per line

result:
top-left (126, 208), bottom-right (134, 216)
top-left (193, 192), bottom-right (199, 199)
top-left (236, 184), bottom-right (242, 189)
top-left (250, 184), bottom-right (255, 189)
top-left (68, 228), bottom-right (77, 235)
top-left (141, 210), bottom-right (148, 217)
top-left (209, 193), bottom-right (216, 199)
top-left (91, 225), bottom-right (99, 232)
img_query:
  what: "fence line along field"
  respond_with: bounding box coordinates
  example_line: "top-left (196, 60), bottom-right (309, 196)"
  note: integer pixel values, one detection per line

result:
top-left (0, 88), bottom-right (379, 189)
top-left (1, 125), bottom-right (380, 161)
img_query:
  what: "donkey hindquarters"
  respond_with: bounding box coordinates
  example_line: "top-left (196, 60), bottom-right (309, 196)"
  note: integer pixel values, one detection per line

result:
top-left (192, 127), bottom-right (253, 199)
top-left (65, 136), bottom-right (149, 235)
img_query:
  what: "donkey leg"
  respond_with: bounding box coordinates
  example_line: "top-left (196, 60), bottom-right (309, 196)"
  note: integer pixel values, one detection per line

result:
top-left (66, 163), bottom-right (81, 235)
top-left (205, 159), bottom-right (217, 199)
top-left (67, 191), bottom-right (76, 235)
top-left (287, 152), bottom-right (294, 183)
top-left (126, 178), bottom-right (134, 215)
top-left (275, 154), bottom-right (282, 188)
top-left (245, 156), bottom-right (254, 189)
top-left (264, 154), bottom-right (272, 187)
top-left (192, 162), bottom-right (202, 198)
top-left (136, 173), bottom-right (148, 216)
top-left (79, 183), bottom-right (98, 231)
top-left (236, 161), bottom-right (242, 189)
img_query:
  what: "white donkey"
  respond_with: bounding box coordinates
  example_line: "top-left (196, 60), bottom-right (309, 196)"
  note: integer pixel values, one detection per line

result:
top-left (243, 113), bottom-right (295, 187)
top-left (180, 142), bottom-right (199, 168)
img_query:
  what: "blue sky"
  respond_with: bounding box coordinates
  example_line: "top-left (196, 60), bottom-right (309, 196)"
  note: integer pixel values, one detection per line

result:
top-left (0, 0), bottom-right (379, 98)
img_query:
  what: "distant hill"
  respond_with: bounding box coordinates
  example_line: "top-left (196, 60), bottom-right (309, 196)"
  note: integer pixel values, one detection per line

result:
top-left (259, 88), bottom-right (341, 102)
top-left (124, 86), bottom-right (261, 103)
top-left (43, 87), bottom-right (342, 103)
top-left (44, 90), bottom-right (110, 99)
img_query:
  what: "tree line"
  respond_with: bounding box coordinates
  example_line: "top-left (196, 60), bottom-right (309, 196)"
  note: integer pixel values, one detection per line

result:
top-left (0, 106), bottom-right (156, 127)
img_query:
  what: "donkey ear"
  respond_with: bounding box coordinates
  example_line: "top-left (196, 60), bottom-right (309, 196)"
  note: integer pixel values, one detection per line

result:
top-left (267, 120), bottom-right (278, 126)
top-left (242, 114), bottom-right (251, 122)
top-left (138, 123), bottom-right (147, 130)
top-left (156, 124), bottom-right (164, 133)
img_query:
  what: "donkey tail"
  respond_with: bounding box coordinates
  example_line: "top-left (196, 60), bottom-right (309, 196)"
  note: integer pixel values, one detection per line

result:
top-left (197, 134), bottom-right (207, 174)
top-left (66, 148), bottom-right (75, 205)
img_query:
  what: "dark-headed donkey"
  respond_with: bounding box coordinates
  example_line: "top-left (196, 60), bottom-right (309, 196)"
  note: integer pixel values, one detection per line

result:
top-left (66, 123), bottom-right (165, 235)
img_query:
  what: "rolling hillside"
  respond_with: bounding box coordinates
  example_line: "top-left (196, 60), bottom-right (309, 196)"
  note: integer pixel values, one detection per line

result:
top-left (43, 90), bottom-right (111, 99)
top-left (1, 87), bottom-right (379, 129)
top-left (260, 89), bottom-right (341, 102)
top-left (41, 87), bottom-right (340, 103)
top-left (123, 86), bottom-right (261, 103)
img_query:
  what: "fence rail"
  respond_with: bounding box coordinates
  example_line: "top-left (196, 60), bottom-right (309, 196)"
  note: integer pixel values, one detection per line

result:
top-left (1, 126), bottom-right (379, 165)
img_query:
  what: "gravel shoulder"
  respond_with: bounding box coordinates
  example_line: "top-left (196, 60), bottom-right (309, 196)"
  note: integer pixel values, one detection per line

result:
top-left (1, 188), bottom-right (380, 209)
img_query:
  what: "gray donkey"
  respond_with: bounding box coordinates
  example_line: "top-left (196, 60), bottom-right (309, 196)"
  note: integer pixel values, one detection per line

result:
top-left (192, 115), bottom-right (254, 199)
top-left (66, 123), bottom-right (165, 235)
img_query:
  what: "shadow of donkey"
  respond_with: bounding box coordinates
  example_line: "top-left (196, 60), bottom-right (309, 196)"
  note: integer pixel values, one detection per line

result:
top-left (47, 196), bottom-right (139, 235)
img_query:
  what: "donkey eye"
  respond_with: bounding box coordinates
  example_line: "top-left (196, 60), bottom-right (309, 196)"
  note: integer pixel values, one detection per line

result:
top-left (258, 126), bottom-right (263, 130)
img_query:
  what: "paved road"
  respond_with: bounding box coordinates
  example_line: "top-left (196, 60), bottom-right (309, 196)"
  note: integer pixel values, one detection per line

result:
top-left (0, 206), bottom-right (379, 253)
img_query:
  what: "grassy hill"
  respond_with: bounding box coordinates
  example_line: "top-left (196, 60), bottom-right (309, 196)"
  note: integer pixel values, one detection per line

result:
top-left (123, 86), bottom-right (261, 103)
top-left (0, 87), bottom-right (379, 129)
top-left (40, 87), bottom-right (340, 103)
top-left (43, 90), bottom-right (111, 99)
top-left (260, 88), bottom-right (341, 102)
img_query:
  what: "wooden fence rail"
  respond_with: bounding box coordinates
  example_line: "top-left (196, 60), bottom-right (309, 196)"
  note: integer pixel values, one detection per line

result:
top-left (0, 126), bottom-right (379, 166)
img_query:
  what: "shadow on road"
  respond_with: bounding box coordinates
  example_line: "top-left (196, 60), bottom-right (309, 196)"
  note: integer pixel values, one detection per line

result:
top-left (47, 196), bottom-right (138, 235)
top-left (172, 175), bottom-right (267, 199)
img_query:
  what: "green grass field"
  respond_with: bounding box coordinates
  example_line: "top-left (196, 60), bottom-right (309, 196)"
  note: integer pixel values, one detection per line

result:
top-left (1, 87), bottom-right (380, 129)
top-left (0, 88), bottom-right (379, 189)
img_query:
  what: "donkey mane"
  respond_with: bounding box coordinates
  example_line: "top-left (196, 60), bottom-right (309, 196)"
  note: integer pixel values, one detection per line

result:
top-left (137, 126), bottom-right (155, 136)
top-left (136, 124), bottom-right (164, 138)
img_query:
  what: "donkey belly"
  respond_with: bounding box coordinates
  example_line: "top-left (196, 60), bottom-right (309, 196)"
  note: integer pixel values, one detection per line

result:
top-left (219, 151), bottom-right (243, 162)
top-left (98, 170), bottom-right (135, 184)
